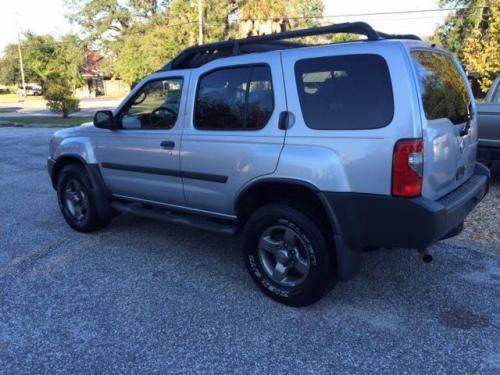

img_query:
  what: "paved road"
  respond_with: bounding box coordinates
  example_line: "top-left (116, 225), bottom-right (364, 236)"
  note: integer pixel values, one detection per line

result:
top-left (1, 127), bottom-right (499, 373)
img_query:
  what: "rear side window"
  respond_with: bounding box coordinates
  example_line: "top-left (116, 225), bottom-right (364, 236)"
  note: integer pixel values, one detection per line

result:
top-left (411, 51), bottom-right (471, 124)
top-left (195, 65), bottom-right (274, 130)
top-left (294, 54), bottom-right (394, 130)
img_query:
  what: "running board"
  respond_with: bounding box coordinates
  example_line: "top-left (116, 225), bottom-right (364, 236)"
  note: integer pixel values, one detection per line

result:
top-left (111, 200), bottom-right (238, 236)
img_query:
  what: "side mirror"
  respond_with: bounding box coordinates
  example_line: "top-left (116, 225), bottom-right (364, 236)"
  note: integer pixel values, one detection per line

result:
top-left (94, 110), bottom-right (115, 129)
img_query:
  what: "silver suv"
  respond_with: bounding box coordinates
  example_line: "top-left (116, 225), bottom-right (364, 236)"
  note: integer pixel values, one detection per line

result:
top-left (47, 22), bottom-right (490, 306)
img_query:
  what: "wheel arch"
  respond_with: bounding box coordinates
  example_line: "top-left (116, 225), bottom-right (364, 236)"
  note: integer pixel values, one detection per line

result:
top-left (50, 154), bottom-right (86, 189)
top-left (235, 177), bottom-right (362, 282)
top-left (235, 177), bottom-right (337, 232)
top-left (51, 155), bottom-right (114, 220)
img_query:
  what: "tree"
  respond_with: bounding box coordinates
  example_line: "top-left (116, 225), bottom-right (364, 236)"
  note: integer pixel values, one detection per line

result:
top-left (44, 76), bottom-right (80, 118)
top-left (0, 45), bottom-right (23, 85)
top-left (430, 0), bottom-right (499, 93)
top-left (430, 0), bottom-right (486, 58)
top-left (115, 25), bottom-right (175, 87)
top-left (66, 0), bottom-right (327, 86)
top-left (114, 0), bottom-right (239, 86)
top-left (238, 0), bottom-right (324, 37)
top-left (0, 33), bottom-right (85, 89)
top-left (462, 1), bottom-right (500, 92)
top-left (66, 0), bottom-right (168, 40)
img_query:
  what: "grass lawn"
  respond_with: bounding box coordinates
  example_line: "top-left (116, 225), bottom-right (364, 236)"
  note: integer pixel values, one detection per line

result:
top-left (0, 94), bottom-right (45, 103)
top-left (0, 116), bottom-right (92, 127)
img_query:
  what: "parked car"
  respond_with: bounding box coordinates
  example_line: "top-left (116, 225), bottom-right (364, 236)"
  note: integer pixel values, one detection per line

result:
top-left (17, 84), bottom-right (43, 96)
top-left (47, 22), bottom-right (490, 306)
top-left (477, 76), bottom-right (500, 165)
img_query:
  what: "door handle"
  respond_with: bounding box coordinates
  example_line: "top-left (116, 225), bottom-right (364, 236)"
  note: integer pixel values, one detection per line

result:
top-left (278, 111), bottom-right (290, 130)
top-left (160, 140), bottom-right (175, 149)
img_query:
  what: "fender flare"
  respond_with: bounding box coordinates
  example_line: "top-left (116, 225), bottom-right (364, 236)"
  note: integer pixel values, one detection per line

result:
top-left (234, 177), bottom-right (361, 281)
top-left (50, 155), bottom-right (114, 220)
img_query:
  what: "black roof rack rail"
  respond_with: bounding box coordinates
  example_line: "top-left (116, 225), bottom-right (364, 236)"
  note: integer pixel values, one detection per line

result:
top-left (161, 21), bottom-right (421, 70)
top-left (376, 31), bottom-right (421, 41)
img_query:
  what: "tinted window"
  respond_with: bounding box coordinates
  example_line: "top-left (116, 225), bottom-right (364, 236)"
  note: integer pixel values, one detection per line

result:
top-left (294, 54), bottom-right (394, 130)
top-left (195, 65), bottom-right (273, 130)
top-left (411, 51), bottom-right (471, 124)
top-left (121, 78), bottom-right (183, 129)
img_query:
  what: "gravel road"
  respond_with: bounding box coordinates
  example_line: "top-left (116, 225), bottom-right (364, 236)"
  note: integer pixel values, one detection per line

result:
top-left (0, 127), bottom-right (499, 373)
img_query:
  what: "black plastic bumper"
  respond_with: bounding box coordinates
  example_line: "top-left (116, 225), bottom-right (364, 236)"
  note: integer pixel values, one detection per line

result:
top-left (323, 163), bottom-right (490, 249)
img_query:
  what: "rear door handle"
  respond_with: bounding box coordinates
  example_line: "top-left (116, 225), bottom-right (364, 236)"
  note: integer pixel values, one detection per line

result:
top-left (278, 111), bottom-right (290, 130)
top-left (160, 140), bottom-right (175, 149)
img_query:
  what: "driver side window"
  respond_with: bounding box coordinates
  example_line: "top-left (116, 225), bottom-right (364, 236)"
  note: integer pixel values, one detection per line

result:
top-left (121, 78), bottom-right (183, 130)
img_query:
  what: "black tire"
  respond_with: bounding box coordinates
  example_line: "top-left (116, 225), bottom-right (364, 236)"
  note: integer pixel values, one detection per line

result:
top-left (56, 164), bottom-right (111, 232)
top-left (243, 204), bottom-right (336, 307)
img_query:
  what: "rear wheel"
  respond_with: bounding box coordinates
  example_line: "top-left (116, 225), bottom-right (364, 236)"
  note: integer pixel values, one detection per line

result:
top-left (57, 164), bottom-right (110, 232)
top-left (243, 204), bottom-right (336, 307)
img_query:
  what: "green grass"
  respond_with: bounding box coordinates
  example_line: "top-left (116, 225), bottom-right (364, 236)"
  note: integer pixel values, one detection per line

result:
top-left (0, 94), bottom-right (45, 103)
top-left (0, 116), bottom-right (93, 127)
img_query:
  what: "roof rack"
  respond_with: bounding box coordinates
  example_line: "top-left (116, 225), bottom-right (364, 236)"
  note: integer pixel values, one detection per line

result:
top-left (161, 21), bottom-right (421, 71)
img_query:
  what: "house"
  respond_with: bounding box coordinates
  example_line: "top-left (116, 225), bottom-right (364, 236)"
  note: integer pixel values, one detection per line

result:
top-left (75, 51), bottom-right (128, 98)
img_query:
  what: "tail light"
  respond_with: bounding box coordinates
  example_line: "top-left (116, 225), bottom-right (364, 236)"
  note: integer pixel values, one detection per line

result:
top-left (392, 138), bottom-right (424, 197)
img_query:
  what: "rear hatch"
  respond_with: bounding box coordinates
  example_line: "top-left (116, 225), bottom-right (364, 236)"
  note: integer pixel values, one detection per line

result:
top-left (410, 50), bottom-right (477, 200)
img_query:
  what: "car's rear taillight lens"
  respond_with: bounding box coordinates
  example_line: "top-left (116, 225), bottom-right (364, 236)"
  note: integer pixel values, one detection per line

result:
top-left (392, 138), bottom-right (424, 197)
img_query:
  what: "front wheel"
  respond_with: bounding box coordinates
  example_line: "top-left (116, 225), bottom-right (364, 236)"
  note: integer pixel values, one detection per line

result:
top-left (243, 204), bottom-right (336, 307)
top-left (57, 164), bottom-right (111, 232)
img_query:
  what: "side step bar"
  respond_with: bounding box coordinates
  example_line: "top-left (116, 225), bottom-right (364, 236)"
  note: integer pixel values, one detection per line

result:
top-left (111, 200), bottom-right (238, 236)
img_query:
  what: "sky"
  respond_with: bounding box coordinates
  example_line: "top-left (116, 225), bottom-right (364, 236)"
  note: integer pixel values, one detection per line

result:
top-left (0, 0), bottom-right (451, 55)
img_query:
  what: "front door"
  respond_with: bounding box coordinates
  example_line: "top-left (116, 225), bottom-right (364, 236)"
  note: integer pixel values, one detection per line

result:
top-left (96, 73), bottom-right (189, 206)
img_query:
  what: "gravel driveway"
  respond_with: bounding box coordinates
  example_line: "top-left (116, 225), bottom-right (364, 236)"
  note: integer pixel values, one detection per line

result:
top-left (1, 127), bottom-right (499, 373)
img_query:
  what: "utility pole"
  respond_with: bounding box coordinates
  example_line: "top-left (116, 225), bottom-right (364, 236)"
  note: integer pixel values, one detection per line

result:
top-left (15, 13), bottom-right (26, 100)
top-left (198, 0), bottom-right (203, 45)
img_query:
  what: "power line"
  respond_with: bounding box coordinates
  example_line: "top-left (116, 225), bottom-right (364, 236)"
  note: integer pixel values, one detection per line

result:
top-left (8, 5), bottom-right (497, 48)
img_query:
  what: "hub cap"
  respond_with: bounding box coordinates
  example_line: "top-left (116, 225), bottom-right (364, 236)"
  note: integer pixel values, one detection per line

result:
top-left (257, 225), bottom-right (311, 287)
top-left (64, 179), bottom-right (88, 223)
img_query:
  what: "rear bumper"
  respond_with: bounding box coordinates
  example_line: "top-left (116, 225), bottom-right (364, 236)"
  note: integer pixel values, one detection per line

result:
top-left (323, 163), bottom-right (490, 249)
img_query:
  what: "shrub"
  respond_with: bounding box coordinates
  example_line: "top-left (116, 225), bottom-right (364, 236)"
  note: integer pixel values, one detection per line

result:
top-left (44, 79), bottom-right (80, 118)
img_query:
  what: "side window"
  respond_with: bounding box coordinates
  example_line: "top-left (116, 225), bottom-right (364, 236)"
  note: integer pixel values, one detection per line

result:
top-left (411, 51), bottom-right (471, 124)
top-left (195, 65), bottom-right (274, 130)
top-left (120, 78), bottom-right (183, 130)
top-left (294, 54), bottom-right (394, 130)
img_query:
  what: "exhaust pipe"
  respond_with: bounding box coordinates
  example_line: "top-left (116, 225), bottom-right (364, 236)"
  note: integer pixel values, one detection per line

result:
top-left (417, 248), bottom-right (433, 263)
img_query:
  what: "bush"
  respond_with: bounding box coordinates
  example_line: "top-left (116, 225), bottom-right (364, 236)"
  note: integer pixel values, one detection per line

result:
top-left (44, 80), bottom-right (80, 118)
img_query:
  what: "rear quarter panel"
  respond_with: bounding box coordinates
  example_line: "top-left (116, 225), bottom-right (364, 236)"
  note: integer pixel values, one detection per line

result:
top-left (276, 41), bottom-right (422, 194)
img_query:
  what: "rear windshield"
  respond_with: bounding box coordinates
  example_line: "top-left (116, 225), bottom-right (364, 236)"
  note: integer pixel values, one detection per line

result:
top-left (294, 54), bottom-right (394, 130)
top-left (411, 51), bottom-right (471, 124)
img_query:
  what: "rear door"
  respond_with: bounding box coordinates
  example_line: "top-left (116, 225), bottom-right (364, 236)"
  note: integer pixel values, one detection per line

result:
top-left (411, 50), bottom-right (477, 200)
top-left (180, 53), bottom-right (287, 216)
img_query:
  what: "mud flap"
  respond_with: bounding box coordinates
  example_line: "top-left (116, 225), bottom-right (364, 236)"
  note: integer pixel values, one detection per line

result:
top-left (85, 164), bottom-right (115, 220)
top-left (334, 234), bottom-right (362, 281)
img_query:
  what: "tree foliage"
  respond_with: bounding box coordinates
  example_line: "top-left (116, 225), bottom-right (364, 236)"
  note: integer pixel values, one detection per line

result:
top-left (462, 1), bottom-right (500, 91)
top-left (0, 33), bottom-right (85, 89)
top-left (67, 0), bottom-right (326, 86)
top-left (430, 0), bottom-right (499, 92)
top-left (44, 77), bottom-right (80, 118)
